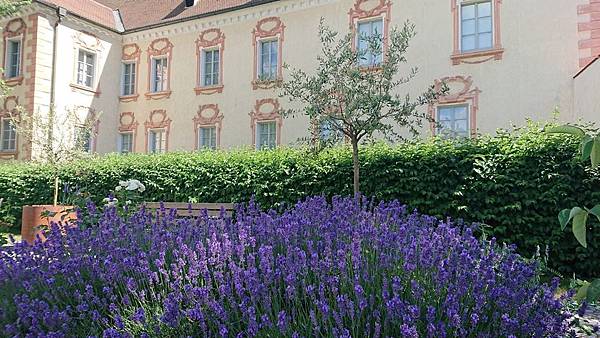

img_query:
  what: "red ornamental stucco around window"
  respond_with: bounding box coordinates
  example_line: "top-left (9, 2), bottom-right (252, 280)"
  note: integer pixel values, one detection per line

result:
top-left (429, 75), bottom-right (480, 137)
top-left (195, 28), bottom-right (225, 95)
top-left (249, 98), bottom-right (282, 147)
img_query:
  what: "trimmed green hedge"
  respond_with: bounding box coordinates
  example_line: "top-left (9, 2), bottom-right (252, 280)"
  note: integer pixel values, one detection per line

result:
top-left (0, 128), bottom-right (599, 277)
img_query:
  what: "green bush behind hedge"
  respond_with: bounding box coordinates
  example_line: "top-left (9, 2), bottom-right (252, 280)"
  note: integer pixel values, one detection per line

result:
top-left (0, 127), bottom-right (598, 277)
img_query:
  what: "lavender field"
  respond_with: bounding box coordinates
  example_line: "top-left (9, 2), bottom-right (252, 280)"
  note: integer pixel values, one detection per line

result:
top-left (0, 196), bottom-right (569, 337)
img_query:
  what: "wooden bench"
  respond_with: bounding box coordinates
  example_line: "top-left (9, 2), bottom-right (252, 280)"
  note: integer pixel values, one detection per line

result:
top-left (143, 202), bottom-right (235, 218)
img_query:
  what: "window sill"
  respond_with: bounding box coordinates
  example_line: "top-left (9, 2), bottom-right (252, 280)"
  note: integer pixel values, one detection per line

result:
top-left (119, 94), bottom-right (139, 102)
top-left (194, 85), bottom-right (223, 95)
top-left (144, 91), bottom-right (172, 100)
top-left (3, 76), bottom-right (23, 86)
top-left (252, 78), bottom-right (282, 90)
top-left (70, 83), bottom-right (101, 97)
top-left (451, 48), bottom-right (504, 65)
top-left (0, 150), bottom-right (17, 158)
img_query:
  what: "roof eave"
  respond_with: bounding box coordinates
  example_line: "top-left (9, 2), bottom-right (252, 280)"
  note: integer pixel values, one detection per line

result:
top-left (33, 0), bottom-right (123, 33)
top-left (122, 0), bottom-right (279, 34)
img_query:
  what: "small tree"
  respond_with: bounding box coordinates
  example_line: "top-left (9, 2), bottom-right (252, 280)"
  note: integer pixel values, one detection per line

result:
top-left (9, 105), bottom-right (100, 205)
top-left (280, 20), bottom-right (442, 194)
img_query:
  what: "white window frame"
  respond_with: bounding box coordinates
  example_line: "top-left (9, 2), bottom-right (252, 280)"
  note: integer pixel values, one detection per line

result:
top-left (197, 126), bottom-right (217, 150)
top-left (256, 120), bottom-right (277, 150)
top-left (121, 61), bottom-right (136, 96)
top-left (0, 117), bottom-right (16, 152)
top-left (257, 39), bottom-right (278, 80)
top-left (148, 128), bottom-right (166, 153)
top-left (75, 49), bottom-right (96, 88)
top-left (151, 57), bottom-right (168, 93)
top-left (118, 132), bottom-right (134, 154)
top-left (436, 104), bottom-right (470, 138)
top-left (459, 0), bottom-right (494, 53)
top-left (356, 18), bottom-right (384, 67)
top-left (5, 37), bottom-right (22, 79)
top-left (201, 48), bottom-right (220, 87)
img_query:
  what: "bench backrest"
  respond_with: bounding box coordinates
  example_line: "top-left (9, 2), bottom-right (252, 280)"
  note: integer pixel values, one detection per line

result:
top-left (143, 202), bottom-right (235, 218)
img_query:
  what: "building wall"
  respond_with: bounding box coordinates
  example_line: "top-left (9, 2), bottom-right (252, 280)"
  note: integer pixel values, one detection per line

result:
top-left (0, 4), bottom-right (121, 160)
top-left (117, 0), bottom-right (586, 154)
top-left (0, 0), bottom-right (597, 160)
top-left (575, 58), bottom-right (600, 121)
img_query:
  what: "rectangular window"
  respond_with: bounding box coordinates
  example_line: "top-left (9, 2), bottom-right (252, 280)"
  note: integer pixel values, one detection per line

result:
top-left (357, 19), bottom-right (384, 66)
top-left (461, 1), bottom-right (493, 52)
top-left (202, 49), bottom-right (220, 86)
top-left (76, 50), bottom-right (95, 88)
top-left (0, 118), bottom-right (16, 152)
top-left (437, 105), bottom-right (470, 138)
top-left (5, 39), bottom-right (21, 78)
top-left (258, 40), bottom-right (278, 80)
top-left (74, 126), bottom-right (92, 153)
top-left (151, 57), bottom-right (168, 92)
top-left (119, 132), bottom-right (133, 154)
top-left (256, 121), bottom-right (276, 150)
top-left (121, 62), bottom-right (136, 96)
top-left (148, 129), bottom-right (166, 153)
top-left (198, 126), bottom-right (216, 150)
top-left (319, 119), bottom-right (342, 143)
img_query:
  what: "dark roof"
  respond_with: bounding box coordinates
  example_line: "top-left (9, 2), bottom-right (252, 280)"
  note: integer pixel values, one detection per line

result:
top-left (37, 0), bottom-right (119, 31)
top-left (33, 0), bottom-right (279, 32)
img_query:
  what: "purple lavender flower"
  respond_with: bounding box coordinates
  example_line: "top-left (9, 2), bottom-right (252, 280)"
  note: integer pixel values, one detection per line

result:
top-left (0, 195), bottom-right (570, 337)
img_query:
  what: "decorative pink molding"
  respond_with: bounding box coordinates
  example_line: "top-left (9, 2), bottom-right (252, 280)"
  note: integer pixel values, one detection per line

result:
top-left (195, 28), bottom-right (225, 95)
top-left (578, 1), bottom-right (600, 68)
top-left (251, 17), bottom-right (285, 90)
top-left (2, 18), bottom-right (27, 85)
top-left (118, 112), bottom-right (138, 152)
top-left (144, 109), bottom-right (171, 152)
top-left (1, 96), bottom-right (19, 115)
top-left (193, 104), bottom-right (224, 149)
top-left (451, 0), bottom-right (503, 65)
top-left (22, 14), bottom-right (40, 160)
top-left (249, 98), bottom-right (282, 147)
top-left (348, 0), bottom-right (392, 53)
top-left (0, 97), bottom-right (18, 157)
top-left (120, 43), bottom-right (141, 102)
top-left (428, 75), bottom-right (480, 137)
top-left (145, 38), bottom-right (173, 100)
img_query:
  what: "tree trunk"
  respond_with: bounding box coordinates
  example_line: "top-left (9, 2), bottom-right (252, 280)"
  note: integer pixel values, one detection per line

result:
top-left (351, 138), bottom-right (360, 195)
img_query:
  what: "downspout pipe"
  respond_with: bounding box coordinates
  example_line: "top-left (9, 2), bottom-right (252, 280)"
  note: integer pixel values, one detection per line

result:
top-left (50, 6), bottom-right (66, 107)
top-left (50, 7), bottom-right (66, 204)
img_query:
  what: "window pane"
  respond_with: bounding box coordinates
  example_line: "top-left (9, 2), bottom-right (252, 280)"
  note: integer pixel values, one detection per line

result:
top-left (257, 122), bottom-right (276, 149)
top-left (438, 108), bottom-right (453, 121)
top-left (478, 32), bottom-right (493, 49)
top-left (461, 4), bottom-right (475, 20)
top-left (477, 17), bottom-right (492, 33)
top-left (437, 105), bottom-right (469, 138)
top-left (199, 127), bottom-right (216, 150)
top-left (461, 35), bottom-right (476, 51)
top-left (1, 120), bottom-right (16, 151)
top-left (120, 133), bottom-right (132, 153)
top-left (454, 106), bottom-right (468, 120)
top-left (478, 2), bottom-right (492, 17)
top-left (372, 20), bottom-right (383, 37)
top-left (461, 18), bottom-right (476, 36)
top-left (7, 40), bottom-right (20, 77)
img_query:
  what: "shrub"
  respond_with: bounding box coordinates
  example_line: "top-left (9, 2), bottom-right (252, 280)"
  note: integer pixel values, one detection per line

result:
top-left (0, 126), bottom-right (598, 277)
top-left (0, 196), bottom-right (569, 337)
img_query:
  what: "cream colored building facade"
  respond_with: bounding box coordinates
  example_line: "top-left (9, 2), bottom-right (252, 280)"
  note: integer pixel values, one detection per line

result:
top-left (0, 0), bottom-right (598, 160)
